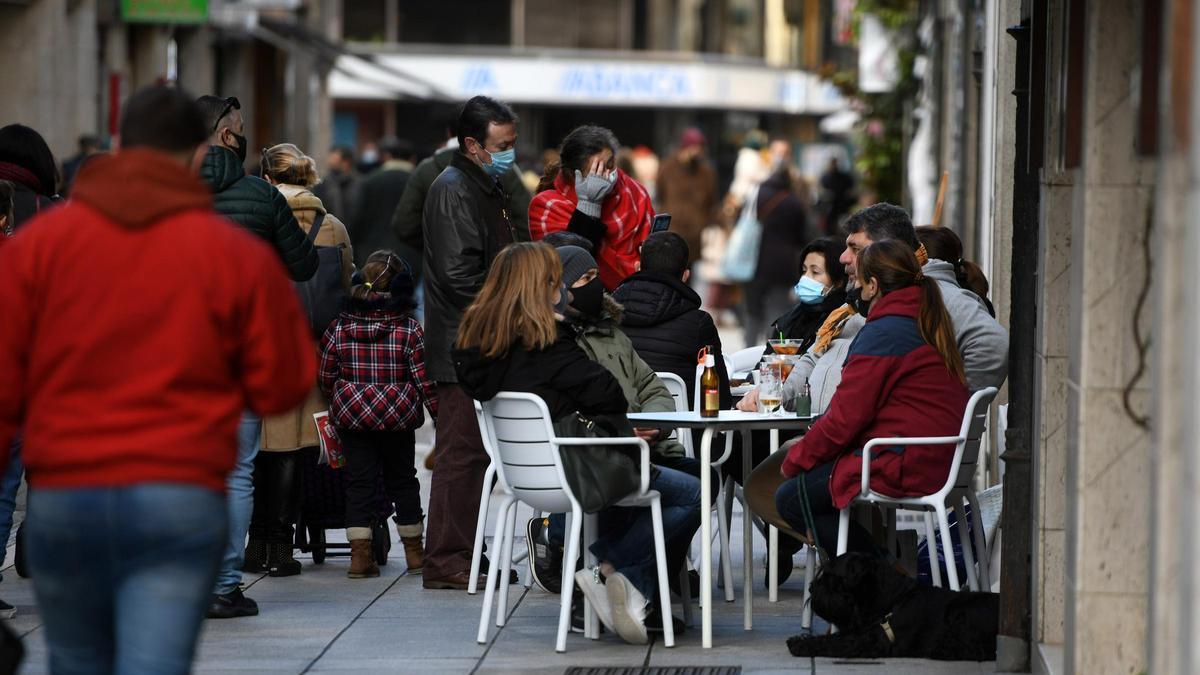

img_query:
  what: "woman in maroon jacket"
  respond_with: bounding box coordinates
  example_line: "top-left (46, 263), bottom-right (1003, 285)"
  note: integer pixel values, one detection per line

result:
top-left (774, 239), bottom-right (970, 556)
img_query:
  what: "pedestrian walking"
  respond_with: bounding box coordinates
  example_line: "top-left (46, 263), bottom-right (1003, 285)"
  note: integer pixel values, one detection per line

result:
top-left (349, 138), bottom-right (414, 267)
top-left (313, 145), bottom-right (361, 227)
top-left (319, 252), bottom-right (437, 578)
top-left (529, 125), bottom-right (655, 291)
top-left (422, 95), bottom-right (528, 590)
top-left (741, 166), bottom-right (817, 346)
top-left (0, 124), bottom-right (61, 231)
top-left (655, 128), bottom-right (717, 267)
top-left (0, 85), bottom-right (315, 675)
top-left (248, 143), bottom-right (356, 578)
top-left (195, 93), bottom-right (319, 619)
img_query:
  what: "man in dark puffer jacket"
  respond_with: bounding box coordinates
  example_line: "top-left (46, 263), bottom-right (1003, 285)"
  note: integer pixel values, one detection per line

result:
top-left (196, 95), bottom-right (318, 282)
top-left (612, 231), bottom-right (730, 409)
top-left (195, 94), bottom-right (318, 621)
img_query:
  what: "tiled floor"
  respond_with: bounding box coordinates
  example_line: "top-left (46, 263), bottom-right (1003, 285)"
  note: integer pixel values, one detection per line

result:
top-left (4, 419), bottom-right (995, 674)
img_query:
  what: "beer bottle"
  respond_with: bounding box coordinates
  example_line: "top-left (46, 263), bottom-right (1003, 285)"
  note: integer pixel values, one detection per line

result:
top-left (700, 350), bottom-right (720, 418)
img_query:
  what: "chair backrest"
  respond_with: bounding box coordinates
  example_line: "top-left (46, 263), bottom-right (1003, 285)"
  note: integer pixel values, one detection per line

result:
top-left (656, 371), bottom-right (694, 456)
top-left (728, 344), bottom-right (767, 374)
top-left (478, 392), bottom-right (578, 514)
top-left (951, 387), bottom-right (999, 489)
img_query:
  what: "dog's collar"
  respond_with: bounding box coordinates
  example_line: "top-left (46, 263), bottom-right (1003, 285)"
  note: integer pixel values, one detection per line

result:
top-left (880, 613), bottom-right (895, 644)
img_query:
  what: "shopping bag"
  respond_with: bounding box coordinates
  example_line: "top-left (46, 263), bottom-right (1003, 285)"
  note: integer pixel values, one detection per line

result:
top-left (312, 411), bottom-right (346, 469)
top-left (720, 186), bottom-right (763, 282)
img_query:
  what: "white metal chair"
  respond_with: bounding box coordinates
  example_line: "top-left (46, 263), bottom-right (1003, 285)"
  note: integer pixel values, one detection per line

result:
top-left (835, 387), bottom-right (999, 592)
top-left (467, 402), bottom-right (532, 595)
top-left (475, 392), bottom-right (675, 653)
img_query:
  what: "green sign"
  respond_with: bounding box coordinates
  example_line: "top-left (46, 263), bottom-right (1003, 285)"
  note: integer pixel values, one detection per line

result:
top-left (121, 0), bottom-right (208, 24)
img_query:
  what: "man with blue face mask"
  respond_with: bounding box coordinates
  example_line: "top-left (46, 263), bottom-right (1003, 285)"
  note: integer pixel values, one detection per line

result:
top-left (422, 95), bottom-right (531, 590)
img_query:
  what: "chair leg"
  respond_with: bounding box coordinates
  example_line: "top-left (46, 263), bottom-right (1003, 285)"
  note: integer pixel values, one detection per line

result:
top-left (800, 546), bottom-right (816, 630)
top-left (495, 501), bottom-right (519, 627)
top-left (649, 495), bottom-right (676, 648)
top-left (836, 508), bottom-right (850, 556)
top-left (678, 565), bottom-right (694, 627)
top-left (716, 475), bottom-right (735, 602)
top-left (583, 513), bottom-right (599, 640)
top-left (934, 503), bottom-right (961, 591)
top-left (955, 495), bottom-right (980, 591)
top-left (478, 496), bottom-right (514, 644)
top-left (469, 464), bottom-right (496, 595)
top-left (768, 525), bottom-right (779, 603)
top-left (967, 491), bottom-right (991, 589)
top-left (556, 508), bottom-right (584, 653)
top-left (924, 511), bottom-right (943, 588)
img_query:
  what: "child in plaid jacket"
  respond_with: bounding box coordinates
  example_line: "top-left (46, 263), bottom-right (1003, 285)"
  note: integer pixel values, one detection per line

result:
top-left (319, 251), bottom-right (437, 578)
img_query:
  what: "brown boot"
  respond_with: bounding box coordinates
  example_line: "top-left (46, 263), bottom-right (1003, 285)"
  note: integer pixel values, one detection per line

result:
top-left (347, 528), bottom-right (379, 579)
top-left (423, 447), bottom-right (437, 471)
top-left (396, 521), bottom-right (424, 575)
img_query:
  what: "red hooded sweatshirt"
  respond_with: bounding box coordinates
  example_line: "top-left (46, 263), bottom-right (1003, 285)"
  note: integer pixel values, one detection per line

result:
top-left (781, 285), bottom-right (970, 508)
top-left (0, 148), bottom-right (316, 492)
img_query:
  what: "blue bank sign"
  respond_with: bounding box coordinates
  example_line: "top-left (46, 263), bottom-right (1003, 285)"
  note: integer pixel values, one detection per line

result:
top-left (331, 53), bottom-right (844, 115)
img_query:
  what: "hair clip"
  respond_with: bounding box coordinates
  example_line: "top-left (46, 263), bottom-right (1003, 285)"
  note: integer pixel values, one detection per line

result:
top-left (365, 282), bottom-right (374, 290)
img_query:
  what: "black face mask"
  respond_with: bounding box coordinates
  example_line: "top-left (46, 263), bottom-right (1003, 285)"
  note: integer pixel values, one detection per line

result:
top-left (230, 132), bottom-right (248, 163)
top-left (552, 282), bottom-right (571, 317)
top-left (847, 286), bottom-right (871, 315)
top-left (569, 278), bottom-right (605, 319)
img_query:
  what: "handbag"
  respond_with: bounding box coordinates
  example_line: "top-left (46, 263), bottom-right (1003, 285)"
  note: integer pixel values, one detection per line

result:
top-left (720, 186), bottom-right (790, 282)
top-left (553, 412), bottom-right (643, 513)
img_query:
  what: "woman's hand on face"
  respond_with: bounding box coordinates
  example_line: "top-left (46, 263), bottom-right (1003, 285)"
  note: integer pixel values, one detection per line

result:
top-left (736, 387), bottom-right (760, 412)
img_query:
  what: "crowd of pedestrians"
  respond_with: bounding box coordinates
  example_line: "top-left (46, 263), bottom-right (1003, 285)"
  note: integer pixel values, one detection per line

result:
top-left (0, 84), bottom-right (1009, 672)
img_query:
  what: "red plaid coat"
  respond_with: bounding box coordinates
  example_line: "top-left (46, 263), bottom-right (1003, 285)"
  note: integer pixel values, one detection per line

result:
top-left (319, 305), bottom-right (438, 431)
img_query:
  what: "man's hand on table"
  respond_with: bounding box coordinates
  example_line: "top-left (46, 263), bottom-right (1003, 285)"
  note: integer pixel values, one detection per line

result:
top-left (735, 386), bottom-right (760, 412)
top-left (634, 428), bottom-right (661, 442)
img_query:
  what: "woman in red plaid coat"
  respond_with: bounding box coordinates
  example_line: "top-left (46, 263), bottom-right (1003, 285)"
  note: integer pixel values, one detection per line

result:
top-left (319, 251), bottom-right (437, 578)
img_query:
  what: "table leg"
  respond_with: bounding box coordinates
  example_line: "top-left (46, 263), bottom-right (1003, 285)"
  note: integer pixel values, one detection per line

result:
top-left (742, 429), bottom-right (753, 631)
top-left (700, 427), bottom-right (714, 649)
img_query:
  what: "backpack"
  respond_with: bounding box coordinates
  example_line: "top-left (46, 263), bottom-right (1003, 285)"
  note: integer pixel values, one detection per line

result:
top-left (295, 212), bottom-right (346, 338)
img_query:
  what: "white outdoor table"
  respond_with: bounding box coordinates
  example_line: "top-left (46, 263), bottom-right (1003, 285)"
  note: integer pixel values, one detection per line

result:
top-left (626, 409), bottom-right (814, 648)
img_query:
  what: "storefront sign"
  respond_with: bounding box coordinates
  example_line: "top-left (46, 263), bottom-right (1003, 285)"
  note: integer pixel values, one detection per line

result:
top-left (121, 0), bottom-right (208, 24)
top-left (331, 52), bottom-right (846, 115)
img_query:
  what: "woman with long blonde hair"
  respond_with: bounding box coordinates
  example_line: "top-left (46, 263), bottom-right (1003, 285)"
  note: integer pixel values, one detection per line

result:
top-left (454, 241), bottom-right (701, 646)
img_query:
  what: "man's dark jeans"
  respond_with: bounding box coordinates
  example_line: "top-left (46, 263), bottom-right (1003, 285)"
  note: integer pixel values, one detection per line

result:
top-left (774, 460), bottom-right (874, 556)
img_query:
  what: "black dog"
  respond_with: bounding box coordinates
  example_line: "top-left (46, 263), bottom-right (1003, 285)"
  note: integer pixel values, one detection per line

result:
top-left (787, 551), bottom-right (999, 661)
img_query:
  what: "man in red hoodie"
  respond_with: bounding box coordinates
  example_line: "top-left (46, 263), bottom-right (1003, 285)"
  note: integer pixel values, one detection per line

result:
top-left (0, 86), bottom-right (316, 674)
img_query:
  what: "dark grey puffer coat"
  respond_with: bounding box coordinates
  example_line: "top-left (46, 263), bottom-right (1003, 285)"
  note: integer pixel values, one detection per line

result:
top-left (199, 145), bottom-right (318, 281)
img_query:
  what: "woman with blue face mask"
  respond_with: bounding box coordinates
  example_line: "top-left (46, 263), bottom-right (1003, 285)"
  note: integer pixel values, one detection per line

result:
top-left (767, 236), bottom-right (849, 354)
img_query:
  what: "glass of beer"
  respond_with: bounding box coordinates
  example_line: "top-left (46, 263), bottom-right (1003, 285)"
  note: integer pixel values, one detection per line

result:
top-left (757, 366), bottom-right (784, 416)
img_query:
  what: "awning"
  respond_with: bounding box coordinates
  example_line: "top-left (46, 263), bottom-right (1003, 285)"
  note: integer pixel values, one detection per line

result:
top-left (329, 48), bottom-right (847, 115)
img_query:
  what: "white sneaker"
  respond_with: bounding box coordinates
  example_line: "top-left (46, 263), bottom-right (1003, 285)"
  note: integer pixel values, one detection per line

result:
top-left (574, 568), bottom-right (615, 632)
top-left (605, 571), bottom-right (648, 645)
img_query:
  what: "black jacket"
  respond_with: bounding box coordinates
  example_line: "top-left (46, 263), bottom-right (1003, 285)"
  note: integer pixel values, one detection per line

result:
top-left (612, 271), bottom-right (731, 409)
top-left (768, 287), bottom-right (848, 355)
top-left (423, 152), bottom-right (531, 382)
top-left (199, 146), bottom-right (318, 281)
top-left (350, 163), bottom-right (410, 267)
top-left (10, 183), bottom-right (59, 231)
top-left (755, 170), bottom-right (815, 287)
top-left (453, 325), bottom-right (627, 421)
top-left (392, 147), bottom-right (531, 280)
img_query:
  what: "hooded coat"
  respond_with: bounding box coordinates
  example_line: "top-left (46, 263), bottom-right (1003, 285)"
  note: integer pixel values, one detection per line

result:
top-left (612, 270), bottom-right (731, 408)
top-left (261, 183), bottom-right (356, 451)
top-left (0, 148), bottom-right (316, 491)
top-left (318, 294), bottom-right (438, 432)
top-left (568, 300), bottom-right (688, 460)
top-left (199, 145), bottom-right (318, 282)
top-left (780, 286), bottom-right (971, 508)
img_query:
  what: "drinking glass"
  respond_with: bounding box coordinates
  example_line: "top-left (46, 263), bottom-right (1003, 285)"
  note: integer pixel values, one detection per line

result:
top-left (758, 366), bottom-right (784, 416)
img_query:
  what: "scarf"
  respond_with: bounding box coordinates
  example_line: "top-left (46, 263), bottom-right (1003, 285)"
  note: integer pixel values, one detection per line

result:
top-left (811, 243), bottom-right (930, 355)
top-left (0, 162), bottom-right (46, 194)
top-left (529, 169), bottom-right (655, 290)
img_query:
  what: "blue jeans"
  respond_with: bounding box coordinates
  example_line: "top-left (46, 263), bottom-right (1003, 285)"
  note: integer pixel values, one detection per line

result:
top-left (214, 412), bottom-right (260, 595)
top-left (775, 460), bottom-right (874, 556)
top-left (0, 436), bottom-right (24, 573)
top-left (587, 466), bottom-right (701, 599)
top-left (28, 484), bottom-right (226, 675)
